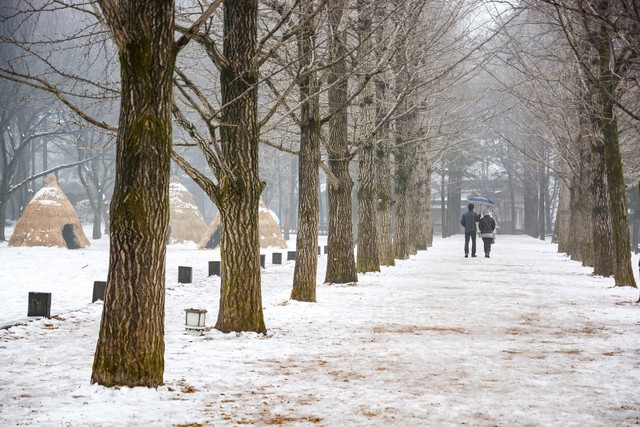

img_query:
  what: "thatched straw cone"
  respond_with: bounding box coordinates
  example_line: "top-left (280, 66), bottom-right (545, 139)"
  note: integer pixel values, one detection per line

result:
top-left (168, 176), bottom-right (207, 244)
top-left (257, 199), bottom-right (287, 248)
top-left (198, 198), bottom-right (287, 249)
top-left (198, 199), bottom-right (287, 249)
top-left (9, 175), bottom-right (90, 249)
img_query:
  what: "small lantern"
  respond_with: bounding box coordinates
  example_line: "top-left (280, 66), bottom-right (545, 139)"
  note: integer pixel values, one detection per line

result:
top-left (184, 308), bottom-right (207, 333)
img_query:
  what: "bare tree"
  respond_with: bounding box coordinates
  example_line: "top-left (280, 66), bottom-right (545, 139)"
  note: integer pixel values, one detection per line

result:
top-left (91, 0), bottom-right (219, 387)
top-left (291, 0), bottom-right (323, 301)
top-left (324, 0), bottom-right (358, 284)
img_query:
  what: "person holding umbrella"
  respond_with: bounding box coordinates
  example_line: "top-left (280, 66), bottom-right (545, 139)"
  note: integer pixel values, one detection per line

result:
top-left (460, 203), bottom-right (480, 257)
top-left (479, 210), bottom-right (497, 257)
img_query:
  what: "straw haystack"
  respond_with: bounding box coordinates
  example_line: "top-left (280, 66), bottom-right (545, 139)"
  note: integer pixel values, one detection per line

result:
top-left (169, 176), bottom-right (207, 244)
top-left (198, 199), bottom-right (287, 249)
top-left (9, 175), bottom-right (90, 249)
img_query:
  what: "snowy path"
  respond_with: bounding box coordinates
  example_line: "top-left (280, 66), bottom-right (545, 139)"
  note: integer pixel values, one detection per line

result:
top-left (1, 234), bottom-right (639, 426)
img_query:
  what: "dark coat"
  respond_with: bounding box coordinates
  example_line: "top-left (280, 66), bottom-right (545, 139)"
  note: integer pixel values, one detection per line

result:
top-left (460, 210), bottom-right (479, 232)
top-left (479, 215), bottom-right (496, 234)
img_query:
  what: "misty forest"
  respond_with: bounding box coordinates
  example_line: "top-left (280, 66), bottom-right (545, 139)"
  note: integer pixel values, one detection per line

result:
top-left (1, 0), bottom-right (639, 395)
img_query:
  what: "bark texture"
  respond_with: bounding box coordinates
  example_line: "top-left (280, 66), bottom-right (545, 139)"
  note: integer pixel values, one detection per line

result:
top-left (291, 0), bottom-right (320, 302)
top-left (215, 0), bottom-right (267, 332)
top-left (325, 0), bottom-right (357, 284)
top-left (596, 17), bottom-right (635, 286)
top-left (373, 8), bottom-right (394, 266)
top-left (92, 0), bottom-right (175, 387)
top-left (356, 0), bottom-right (380, 274)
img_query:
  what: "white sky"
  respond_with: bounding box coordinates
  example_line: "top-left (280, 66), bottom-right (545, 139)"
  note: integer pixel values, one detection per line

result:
top-left (1, 228), bottom-right (639, 425)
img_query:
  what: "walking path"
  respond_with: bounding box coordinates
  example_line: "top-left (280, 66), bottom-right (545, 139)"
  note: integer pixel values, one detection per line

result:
top-left (1, 234), bottom-right (639, 425)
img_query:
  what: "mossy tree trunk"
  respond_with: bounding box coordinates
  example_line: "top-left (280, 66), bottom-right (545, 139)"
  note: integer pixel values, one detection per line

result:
top-left (595, 14), bottom-right (636, 286)
top-left (325, 0), bottom-right (357, 285)
top-left (215, 0), bottom-right (267, 332)
top-left (91, 0), bottom-right (175, 387)
top-left (291, 0), bottom-right (320, 302)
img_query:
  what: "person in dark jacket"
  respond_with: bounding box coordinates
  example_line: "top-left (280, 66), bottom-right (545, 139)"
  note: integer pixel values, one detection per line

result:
top-left (460, 203), bottom-right (479, 257)
top-left (478, 211), bottom-right (496, 258)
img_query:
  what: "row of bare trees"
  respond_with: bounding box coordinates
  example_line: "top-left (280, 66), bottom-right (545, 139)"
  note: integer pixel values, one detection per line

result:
top-left (484, 0), bottom-right (638, 286)
top-left (2, 0), bottom-right (493, 387)
top-left (5, 0), bottom-right (636, 389)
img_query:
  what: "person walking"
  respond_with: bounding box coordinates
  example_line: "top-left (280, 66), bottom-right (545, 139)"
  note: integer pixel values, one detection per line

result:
top-left (479, 211), bottom-right (497, 258)
top-left (460, 203), bottom-right (479, 257)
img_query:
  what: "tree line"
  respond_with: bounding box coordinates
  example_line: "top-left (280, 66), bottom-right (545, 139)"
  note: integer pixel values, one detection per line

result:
top-left (0, 0), bottom-right (637, 387)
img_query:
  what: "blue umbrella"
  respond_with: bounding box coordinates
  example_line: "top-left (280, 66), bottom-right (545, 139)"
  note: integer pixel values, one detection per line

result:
top-left (467, 196), bottom-right (496, 207)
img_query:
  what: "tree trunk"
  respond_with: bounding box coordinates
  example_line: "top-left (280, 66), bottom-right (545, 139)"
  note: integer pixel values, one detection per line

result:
top-left (597, 19), bottom-right (636, 286)
top-left (325, 0), bottom-right (357, 284)
top-left (538, 161), bottom-right (546, 241)
top-left (589, 130), bottom-right (613, 276)
top-left (92, 0), bottom-right (175, 387)
top-left (356, 0), bottom-right (380, 274)
top-left (393, 145), bottom-right (410, 259)
top-left (414, 153), bottom-right (431, 250)
top-left (291, 0), bottom-right (321, 302)
top-left (440, 163), bottom-right (446, 237)
top-left (552, 158), bottom-right (571, 253)
top-left (393, 113), bottom-right (417, 260)
top-left (445, 156), bottom-right (462, 238)
top-left (374, 117), bottom-right (394, 266)
top-left (600, 96), bottom-right (636, 285)
top-left (523, 160), bottom-right (538, 238)
top-left (215, 0), bottom-right (267, 333)
top-left (0, 177), bottom-right (7, 241)
top-left (373, 7), bottom-right (394, 266)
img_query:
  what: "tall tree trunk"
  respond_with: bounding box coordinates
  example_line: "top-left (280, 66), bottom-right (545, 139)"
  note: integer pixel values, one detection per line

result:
top-left (393, 146), bottom-right (410, 259)
top-left (414, 151), bottom-right (431, 250)
top-left (538, 161), bottom-right (546, 241)
top-left (523, 160), bottom-right (538, 238)
top-left (589, 130), bottom-right (612, 276)
top-left (393, 111), bottom-right (417, 260)
top-left (215, 0), bottom-right (267, 332)
top-left (597, 17), bottom-right (636, 286)
top-left (411, 157), bottom-right (423, 251)
top-left (440, 162), bottom-right (446, 237)
top-left (373, 4), bottom-right (394, 266)
top-left (291, 0), bottom-right (321, 302)
top-left (325, 0), bottom-right (357, 284)
top-left (447, 160), bottom-right (463, 238)
top-left (553, 157), bottom-right (571, 253)
top-left (92, 0), bottom-right (175, 387)
top-left (356, 0), bottom-right (380, 274)
top-left (374, 114), bottom-right (394, 266)
top-left (424, 160), bottom-right (433, 247)
top-left (0, 179), bottom-right (7, 241)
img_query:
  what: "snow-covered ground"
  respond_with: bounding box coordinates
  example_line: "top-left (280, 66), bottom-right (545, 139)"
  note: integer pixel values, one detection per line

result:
top-left (1, 228), bottom-right (639, 426)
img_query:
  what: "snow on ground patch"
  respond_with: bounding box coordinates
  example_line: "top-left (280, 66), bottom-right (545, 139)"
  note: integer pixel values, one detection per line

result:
top-left (0, 234), bottom-right (639, 425)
